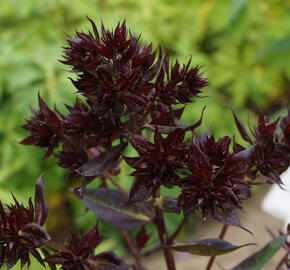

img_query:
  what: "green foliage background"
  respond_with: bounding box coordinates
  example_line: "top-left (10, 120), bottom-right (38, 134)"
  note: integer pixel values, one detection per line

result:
top-left (0, 0), bottom-right (289, 268)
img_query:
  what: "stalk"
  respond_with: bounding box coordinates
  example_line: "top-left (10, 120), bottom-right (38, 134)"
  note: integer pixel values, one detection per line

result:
top-left (154, 207), bottom-right (176, 270)
top-left (122, 230), bottom-right (144, 270)
top-left (205, 224), bottom-right (229, 270)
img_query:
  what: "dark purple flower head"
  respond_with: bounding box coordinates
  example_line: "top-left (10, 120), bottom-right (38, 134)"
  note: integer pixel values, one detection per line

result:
top-left (125, 128), bottom-right (186, 202)
top-left (21, 18), bottom-right (208, 182)
top-left (62, 19), bottom-right (161, 116)
top-left (154, 55), bottom-right (208, 106)
top-left (0, 176), bottom-right (50, 269)
top-left (231, 109), bottom-right (290, 184)
top-left (20, 94), bottom-right (64, 160)
top-left (45, 225), bottom-right (129, 270)
top-left (177, 130), bottom-right (251, 222)
top-left (64, 99), bottom-right (121, 148)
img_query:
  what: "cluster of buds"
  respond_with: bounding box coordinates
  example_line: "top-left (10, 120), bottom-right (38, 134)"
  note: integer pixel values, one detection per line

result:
top-left (20, 17), bottom-right (290, 243)
top-left (21, 19), bottom-right (208, 181)
top-left (0, 177), bottom-right (130, 270)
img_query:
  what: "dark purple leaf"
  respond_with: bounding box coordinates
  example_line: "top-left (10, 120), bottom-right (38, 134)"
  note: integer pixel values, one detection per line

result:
top-left (214, 209), bottom-right (252, 234)
top-left (230, 106), bottom-right (253, 144)
top-left (34, 175), bottom-right (48, 226)
top-left (234, 145), bottom-right (255, 161)
top-left (93, 251), bottom-right (132, 270)
top-left (19, 223), bottom-right (51, 247)
top-left (154, 196), bottom-right (181, 214)
top-left (136, 226), bottom-right (151, 250)
top-left (128, 179), bottom-right (154, 203)
top-left (73, 188), bottom-right (150, 230)
top-left (76, 143), bottom-right (127, 177)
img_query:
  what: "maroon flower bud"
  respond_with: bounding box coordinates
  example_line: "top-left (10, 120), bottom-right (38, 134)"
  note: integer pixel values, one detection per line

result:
top-left (231, 108), bottom-right (290, 184)
top-left (177, 130), bottom-right (252, 224)
top-left (125, 128), bottom-right (186, 202)
top-left (45, 225), bottom-right (130, 270)
top-left (20, 94), bottom-right (64, 160)
top-left (154, 55), bottom-right (208, 106)
top-left (0, 176), bottom-right (50, 269)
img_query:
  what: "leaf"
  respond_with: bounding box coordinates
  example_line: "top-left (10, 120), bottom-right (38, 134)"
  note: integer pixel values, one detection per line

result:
top-left (228, 0), bottom-right (248, 25)
top-left (128, 178), bottom-right (153, 203)
top-left (254, 37), bottom-right (290, 62)
top-left (232, 234), bottom-right (286, 270)
top-left (154, 196), bottom-right (181, 214)
top-left (19, 223), bottom-right (51, 247)
top-left (147, 106), bottom-right (205, 134)
top-left (76, 143), bottom-right (127, 177)
top-left (136, 226), bottom-right (151, 250)
top-left (168, 238), bottom-right (254, 256)
top-left (229, 106), bottom-right (252, 143)
top-left (92, 251), bottom-right (132, 270)
top-left (34, 175), bottom-right (48, 226)
top-left (214, 208), bottom-right (252, 234)
top-left (73, 188), bottom-right (150, 230)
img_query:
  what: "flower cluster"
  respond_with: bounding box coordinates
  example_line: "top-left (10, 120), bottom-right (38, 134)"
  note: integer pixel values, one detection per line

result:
top-left (231, 109), bottom-right (290, 184)
top-left (21, 18), bottom-right (208, 180)
top-left (21, 18), bottom-right (289, 228)
top-left (125, 128), bottom-right (187, 202)
top-left (177, 130), bottom-right (251, 223)
top-left (45, 225), bottom-right (130, 270)
top-left (0, 177), bottom-right (50, 269)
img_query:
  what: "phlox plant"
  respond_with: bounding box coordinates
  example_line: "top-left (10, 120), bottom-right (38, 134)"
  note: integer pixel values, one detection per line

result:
top-left (1, 18), bottom-right (290, 270)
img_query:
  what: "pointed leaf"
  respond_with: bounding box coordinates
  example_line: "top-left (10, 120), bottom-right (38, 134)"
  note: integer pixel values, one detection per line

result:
top-left (168, 238), bottom-right (255, 256)
top-left (214, 208), bottom-right (252, 234)
top-left (128, 179), bottom-right (154, 203)
top-left (19, 223), bottom-right (51, 247)
top-left (76, 143), bottom-right (127, 177)
top-left (34, 175), bottom-right (48, 226)
top-left (136, 226), bottom-right (151, 250)
top-left (228, 0), bottom-right (248, 25)
top-left (154, 196), bottom-right (181, 214)
top-left (230, 107), bottom-right (252, 144)
top-left (91, 251), bottom-right (132, 269)
top-left (234, 145), bottom-right (255, 161)
top-left (232, 234), bottom-right (286, 270)
top-left (73, 188), bottom-right (150, 230)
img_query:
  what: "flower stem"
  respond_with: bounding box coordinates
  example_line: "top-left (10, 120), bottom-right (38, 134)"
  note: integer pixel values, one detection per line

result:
top-left (122, 230), bottom-right (144, 270)
top-left (168, 218), bottom-right (186, 244)
top-left (205, 224), bottom-right (229, 270)
top-left (154, 207), bottom-right (176, 270)
top-left (275, 249), bottom-right (290, 270)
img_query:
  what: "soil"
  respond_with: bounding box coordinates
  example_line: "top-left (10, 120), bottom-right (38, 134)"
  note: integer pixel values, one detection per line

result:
top-left (142, 186), bottom-right (286, 270)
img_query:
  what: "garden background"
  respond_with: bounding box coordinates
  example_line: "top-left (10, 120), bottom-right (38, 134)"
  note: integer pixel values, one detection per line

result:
top-left (0, 0), bottom-right (289, 269)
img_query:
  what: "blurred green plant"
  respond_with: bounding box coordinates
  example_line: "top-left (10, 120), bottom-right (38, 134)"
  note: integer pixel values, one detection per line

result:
top-left (0, 0), bottom-right (289, 268)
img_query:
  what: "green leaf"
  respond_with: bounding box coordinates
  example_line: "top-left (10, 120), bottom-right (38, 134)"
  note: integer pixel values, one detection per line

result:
top-left (168, 238), bottom-right (255, 256)
top-left (73, 188), bottom-right (150, 231)
top-left (228, 0), bottom-right (248, 25)
top-left (232, 234), bottom-right (286, 270)
top-left (254, 37), bottom-right (290, 62)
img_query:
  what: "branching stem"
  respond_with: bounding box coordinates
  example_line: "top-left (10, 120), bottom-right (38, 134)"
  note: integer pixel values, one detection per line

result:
top-left (168, 218), bottom-right (186, 244)
top-left (122, 230), bottom-right (144, 270)
top-left (154, 207), bottom-right (176, 270)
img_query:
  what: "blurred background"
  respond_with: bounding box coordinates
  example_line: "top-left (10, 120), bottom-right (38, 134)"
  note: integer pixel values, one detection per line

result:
top-left (0, 0), bottom-right (289, 269)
